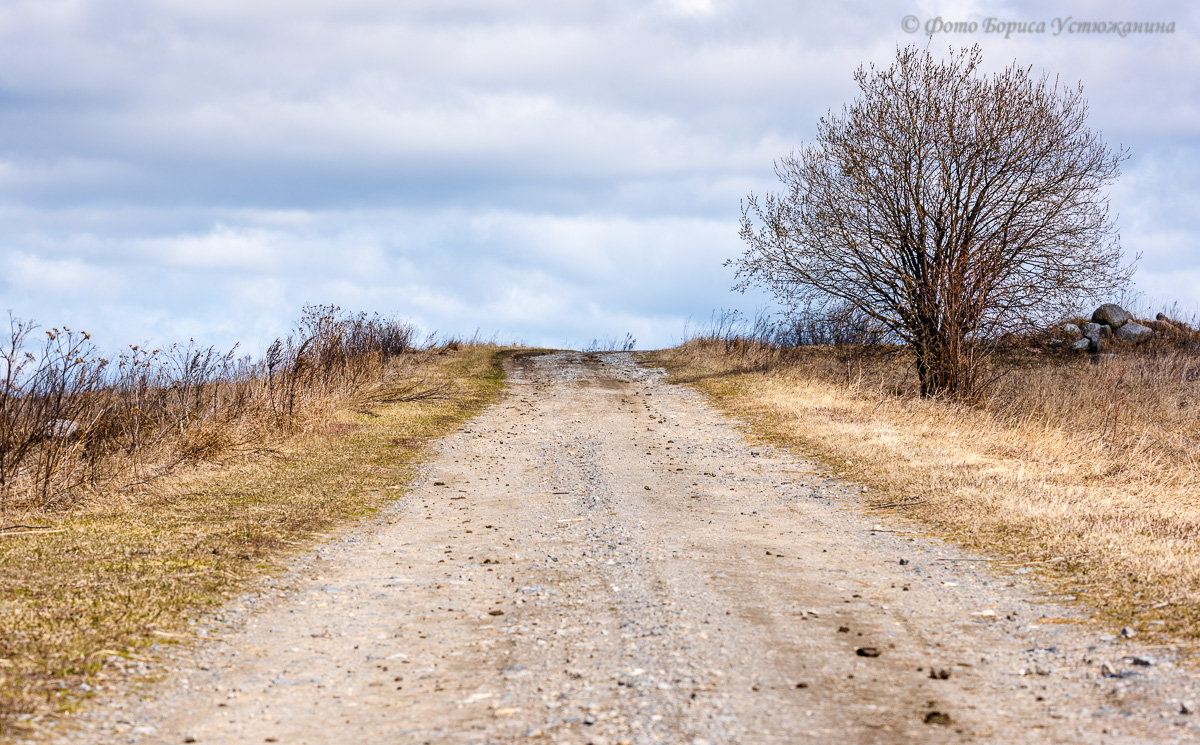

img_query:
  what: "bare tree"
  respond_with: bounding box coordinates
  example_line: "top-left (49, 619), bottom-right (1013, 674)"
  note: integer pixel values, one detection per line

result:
top-left (731, 44), bottom-right (1133, 397)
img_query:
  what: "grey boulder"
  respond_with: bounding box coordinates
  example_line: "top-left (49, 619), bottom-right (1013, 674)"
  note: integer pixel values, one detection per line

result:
top-left (45, 419), bottom-right (80, 438)
top-left (1114, 321), bottom-right (1153, 343)
top-left (1092, 304), bottom-right (1131, 329)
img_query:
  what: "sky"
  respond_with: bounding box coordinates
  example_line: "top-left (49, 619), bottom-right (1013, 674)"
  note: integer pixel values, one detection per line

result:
top-left (0, 0), bottom-right (1196, 352)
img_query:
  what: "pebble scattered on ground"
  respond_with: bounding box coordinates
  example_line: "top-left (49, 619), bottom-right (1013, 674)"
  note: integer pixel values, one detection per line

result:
top-left (34, 352), bottom-right (1200, 744)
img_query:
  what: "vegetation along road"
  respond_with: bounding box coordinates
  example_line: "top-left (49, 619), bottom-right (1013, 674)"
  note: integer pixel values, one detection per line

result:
top-left (47, 352), bottom-right (1200, 743)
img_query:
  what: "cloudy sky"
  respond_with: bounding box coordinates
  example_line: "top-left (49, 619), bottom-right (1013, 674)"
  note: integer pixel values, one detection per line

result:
top-left (0, 0), bottom-right (1195, 351)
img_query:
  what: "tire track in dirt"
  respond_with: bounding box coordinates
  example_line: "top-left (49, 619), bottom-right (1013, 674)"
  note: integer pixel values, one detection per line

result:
top-left (48, 351), bottom-right (1200, 744)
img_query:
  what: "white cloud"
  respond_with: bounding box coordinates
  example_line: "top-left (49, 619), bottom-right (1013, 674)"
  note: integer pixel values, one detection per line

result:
top-left (3, 251), bottom-right (127, 299)
top-left (657, 0), bottom-right (719, 19)
top-left (0, 0), bottom-right (1194, 350)
top-left (133, 226), bottom-right (284, 271)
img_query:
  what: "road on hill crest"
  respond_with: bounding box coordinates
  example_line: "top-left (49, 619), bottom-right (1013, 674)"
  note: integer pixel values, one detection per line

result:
top-left (47, 351), bottom-right (1200, 744)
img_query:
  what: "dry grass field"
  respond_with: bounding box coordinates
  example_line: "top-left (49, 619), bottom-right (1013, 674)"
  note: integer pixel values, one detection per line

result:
top-left (0, 310), bottom-right (512, 736)
top-left (648, 331), bottom-right (1200, 641)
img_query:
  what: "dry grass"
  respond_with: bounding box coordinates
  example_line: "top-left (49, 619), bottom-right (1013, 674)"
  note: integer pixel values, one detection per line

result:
top-left (0, 345), bottom-right (511, 737)
top-left (0, 305), bottom-right (425, 512)
top-left (648, 336), bottom-right (1200, 641)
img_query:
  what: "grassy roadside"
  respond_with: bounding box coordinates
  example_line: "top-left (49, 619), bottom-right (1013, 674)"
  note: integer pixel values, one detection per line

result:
top-left (0, 346), bottom-right (512, 738)
top-left (646, 343), bottom-right (1200, 645)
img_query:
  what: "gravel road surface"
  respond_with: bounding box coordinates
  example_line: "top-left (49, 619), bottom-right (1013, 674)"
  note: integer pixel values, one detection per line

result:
top-left (49, 352), bottom-right (1200, 744)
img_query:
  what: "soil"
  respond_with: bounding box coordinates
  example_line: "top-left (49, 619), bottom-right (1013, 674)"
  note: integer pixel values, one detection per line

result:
top-left (41, 352), bottom-right (1200, 744)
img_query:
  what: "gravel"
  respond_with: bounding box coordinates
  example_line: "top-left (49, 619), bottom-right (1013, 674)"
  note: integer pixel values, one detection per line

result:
top-left (37, 351), bottom-right (1200, 744)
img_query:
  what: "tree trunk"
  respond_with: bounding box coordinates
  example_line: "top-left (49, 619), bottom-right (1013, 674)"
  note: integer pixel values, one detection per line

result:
top-left (913, 326), bottom-right (970, 399)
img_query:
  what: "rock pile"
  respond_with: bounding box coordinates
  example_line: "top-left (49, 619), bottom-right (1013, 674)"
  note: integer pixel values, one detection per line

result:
top-left (1054, 304), bottom-right (1158, 354)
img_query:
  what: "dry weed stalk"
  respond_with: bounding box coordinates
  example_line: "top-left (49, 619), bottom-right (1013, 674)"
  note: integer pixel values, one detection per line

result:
top-left (0, 305), bottom-right (425, 512)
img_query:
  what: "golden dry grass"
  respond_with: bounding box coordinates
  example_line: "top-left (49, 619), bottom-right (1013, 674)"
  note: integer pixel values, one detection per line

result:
top-left (648, 340), bottom-right (1200, 642)
top-left (1, 305), bottom-right (426, 512)
top-left (0, 346), bottom-right (511, 738)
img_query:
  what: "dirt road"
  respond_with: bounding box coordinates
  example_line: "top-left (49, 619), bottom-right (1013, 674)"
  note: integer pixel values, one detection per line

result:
top-left (54, 352), bottom-right (1200, 743)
